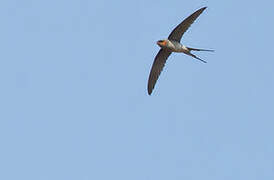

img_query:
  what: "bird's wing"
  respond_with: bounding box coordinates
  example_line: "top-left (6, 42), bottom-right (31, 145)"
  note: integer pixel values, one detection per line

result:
top-left (168, 7), bottom-right (207, 42)
top-left (147, 49), bottom-right (172, 95)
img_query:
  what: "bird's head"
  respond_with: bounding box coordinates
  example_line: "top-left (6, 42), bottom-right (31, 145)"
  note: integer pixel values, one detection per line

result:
top-left (157, 39), bottom-right (167, 48)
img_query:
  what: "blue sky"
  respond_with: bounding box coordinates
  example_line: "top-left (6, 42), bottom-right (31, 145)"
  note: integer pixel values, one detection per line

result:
top-left (1, 0), bottom-right (274, 179)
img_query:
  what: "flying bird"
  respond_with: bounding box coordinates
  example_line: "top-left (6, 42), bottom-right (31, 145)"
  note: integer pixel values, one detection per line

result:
top-left (147, 7), bottom-right (213, 95)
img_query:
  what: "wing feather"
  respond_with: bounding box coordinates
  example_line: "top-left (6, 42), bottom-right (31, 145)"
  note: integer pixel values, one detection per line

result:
top-left (147, 49), bottom-right (172, 95)
top-left (168, 7), bottom-right (207, 42)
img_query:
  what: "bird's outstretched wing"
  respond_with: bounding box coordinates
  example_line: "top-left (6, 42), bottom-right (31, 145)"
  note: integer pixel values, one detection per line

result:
top-left (168, 7), bottom-right (207, 42)
top-left (147, 49), bottom-right (172, 95)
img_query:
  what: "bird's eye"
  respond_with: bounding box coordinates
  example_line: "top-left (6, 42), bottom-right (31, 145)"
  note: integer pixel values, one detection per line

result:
top-left (158, 40), bottom-right (163, 43)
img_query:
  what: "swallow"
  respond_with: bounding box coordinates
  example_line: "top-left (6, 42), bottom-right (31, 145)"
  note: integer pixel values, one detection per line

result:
top-left (147, 7), bottom-right (213, 95)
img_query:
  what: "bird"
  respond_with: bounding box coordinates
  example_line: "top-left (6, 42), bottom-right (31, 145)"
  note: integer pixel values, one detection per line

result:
top-left (147, 7), bottom-right (213, 95)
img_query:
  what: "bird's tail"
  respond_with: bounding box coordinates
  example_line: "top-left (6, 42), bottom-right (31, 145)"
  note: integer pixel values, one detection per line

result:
top-left (187, 47), bottom-right (214, 52)
top-left (187, 53), bottom-right (207, 63)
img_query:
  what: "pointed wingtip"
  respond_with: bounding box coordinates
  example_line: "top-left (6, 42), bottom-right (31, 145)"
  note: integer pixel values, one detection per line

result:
top-left (148, 89), bottom-right (152, 95)
top-left (200, 7), bottom-right (207, 12)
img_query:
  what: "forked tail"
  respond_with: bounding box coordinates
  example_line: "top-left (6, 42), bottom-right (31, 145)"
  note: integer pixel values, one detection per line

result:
top-left (187, 53), bottom-right (207, 63)
top-left (187, 47), bottom-right (214, 52)
top-left (185, 47), bottom-right (214, 63)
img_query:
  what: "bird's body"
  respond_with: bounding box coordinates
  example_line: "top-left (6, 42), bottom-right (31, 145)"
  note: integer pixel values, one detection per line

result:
top-left (157, 39), bottom-right (189, 53)
top-left (147, 7), bottom-right (213, 95)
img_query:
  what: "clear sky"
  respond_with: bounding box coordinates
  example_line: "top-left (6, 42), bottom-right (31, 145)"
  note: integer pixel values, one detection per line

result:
top-left (1, 0), bottom-right (274, 179)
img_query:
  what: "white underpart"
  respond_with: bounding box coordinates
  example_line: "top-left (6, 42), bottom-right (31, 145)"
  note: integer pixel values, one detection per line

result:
top-left (165, 39), bottom-right (189, 53)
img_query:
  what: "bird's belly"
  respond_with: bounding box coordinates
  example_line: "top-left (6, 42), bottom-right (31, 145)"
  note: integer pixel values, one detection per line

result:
top-left (173, 48), bottom-right (186, 53)
top-left (168, 42), bottom-right (188, 53)
top-left (171, 46), bottom-right (188, 53)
